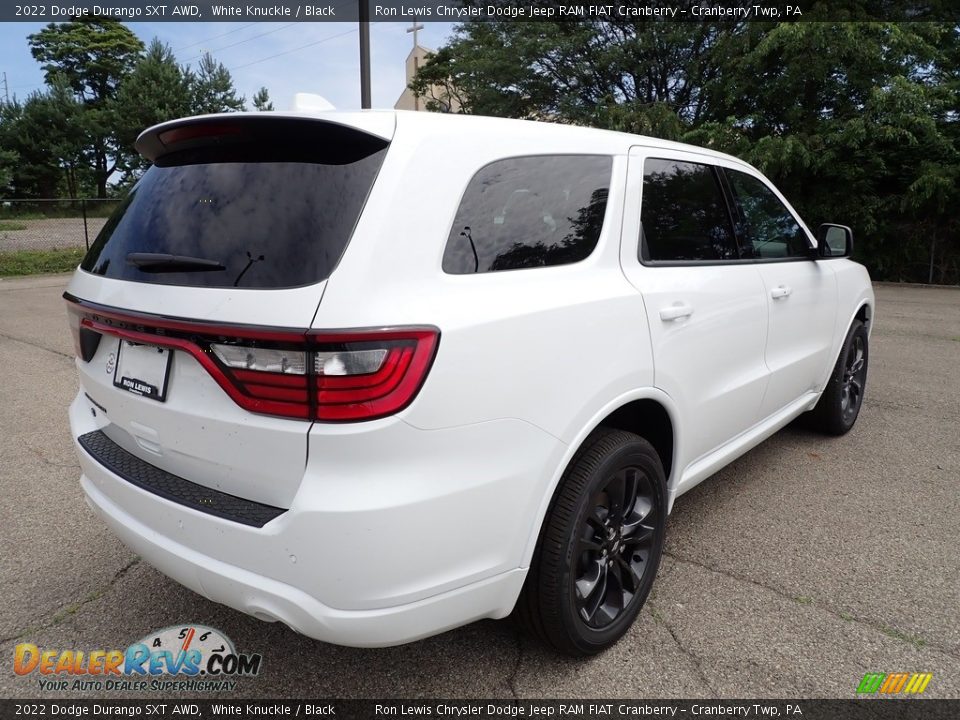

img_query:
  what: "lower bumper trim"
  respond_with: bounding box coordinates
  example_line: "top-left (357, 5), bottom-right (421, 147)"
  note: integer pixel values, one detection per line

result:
top-left (77, 430), bottom-right (285, 528)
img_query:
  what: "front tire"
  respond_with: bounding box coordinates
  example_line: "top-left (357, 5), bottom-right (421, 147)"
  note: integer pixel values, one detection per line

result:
top-left (516, 429), bottom-right (667, 656)
top-left (806, 319), bottom-right (869, 435)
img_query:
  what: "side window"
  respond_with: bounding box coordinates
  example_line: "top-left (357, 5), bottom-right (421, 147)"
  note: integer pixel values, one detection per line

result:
top-left (640, 159), bottom-right (738, 262)
top-left (442, 155), bottom-right (612, 274)
top-left (725, 170), bottom-right (810, 259)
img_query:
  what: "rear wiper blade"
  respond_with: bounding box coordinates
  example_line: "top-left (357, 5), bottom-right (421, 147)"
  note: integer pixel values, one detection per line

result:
top-left (126, 252), bottom-right (226, 273)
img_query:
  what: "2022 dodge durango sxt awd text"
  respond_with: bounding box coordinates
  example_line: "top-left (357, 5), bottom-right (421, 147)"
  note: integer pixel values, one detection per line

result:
top-left (66, 108), bottom-right (873, 656)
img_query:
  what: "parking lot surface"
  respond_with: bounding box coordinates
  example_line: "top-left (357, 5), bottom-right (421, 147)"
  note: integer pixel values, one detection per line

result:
top-left (1, 275), bottom-right (958, 699)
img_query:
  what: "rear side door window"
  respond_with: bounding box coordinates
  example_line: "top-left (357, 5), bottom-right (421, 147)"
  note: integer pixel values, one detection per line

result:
top-left (725, 169), bottom-right (810, 259)
top-left (640, 159), bottom-right (738, 262)
top-left (442, 155), bottom-right (612, 274)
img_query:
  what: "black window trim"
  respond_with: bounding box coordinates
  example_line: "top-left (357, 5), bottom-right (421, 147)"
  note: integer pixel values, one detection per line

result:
top-left (637, 156), bottom-right (816, 268)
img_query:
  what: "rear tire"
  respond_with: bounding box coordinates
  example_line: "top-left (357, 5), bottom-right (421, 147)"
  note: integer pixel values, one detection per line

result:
top-left (515, 428), bottom-right (667, 657)
top-left (806, 319), bottom-right (869, 435)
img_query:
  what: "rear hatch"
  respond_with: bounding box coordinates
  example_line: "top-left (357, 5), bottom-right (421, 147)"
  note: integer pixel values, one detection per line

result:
top-left (66, 113), bottom-right (393, 508)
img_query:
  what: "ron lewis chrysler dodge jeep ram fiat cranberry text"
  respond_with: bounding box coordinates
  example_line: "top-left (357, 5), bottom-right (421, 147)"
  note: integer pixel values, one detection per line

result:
top-left (66, 108), bottom-right (873, 656)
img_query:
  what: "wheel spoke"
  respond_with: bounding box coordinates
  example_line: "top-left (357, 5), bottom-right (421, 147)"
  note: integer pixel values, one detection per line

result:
top-left (578, 537), bottom-right (603, 554)
top-left (575, 557), bottom-right (603, 601)
top-left (606, 473), bottom-right (627, 522)
top-left (622, 524), bottom-right (654, 547)
top-left (580, 562), bottom-right (608, 623)
top-left (615, 555), bottom-right (642, 593)
top-left (587, 506), bottom-right (609, 529)
top-left (622, 495), bottom-right (653, 537)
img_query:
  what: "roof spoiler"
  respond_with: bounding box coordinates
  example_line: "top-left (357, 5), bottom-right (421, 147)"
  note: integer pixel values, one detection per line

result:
top-left (135, 111), bottom-right (396, 162)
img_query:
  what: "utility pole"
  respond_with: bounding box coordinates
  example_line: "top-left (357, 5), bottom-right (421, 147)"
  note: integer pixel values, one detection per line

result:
top-left (2, 72), bottom-right (9, 104)
top-left (358, 1), bottom-right (371, 109)
top-left (406, 22), bottom-right (424, 111)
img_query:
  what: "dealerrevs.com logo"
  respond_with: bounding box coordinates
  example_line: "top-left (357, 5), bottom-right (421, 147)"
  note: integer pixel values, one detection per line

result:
top-left (14, 625), bottom-right (262, 693)
top-left (856, 672), bottom-right (933, 695)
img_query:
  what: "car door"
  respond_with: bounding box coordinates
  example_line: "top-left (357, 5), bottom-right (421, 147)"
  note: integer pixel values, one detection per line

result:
top-left (722, 167), bottom-right (838, 418)
top-left (620, 148), bottom-right (770, 468)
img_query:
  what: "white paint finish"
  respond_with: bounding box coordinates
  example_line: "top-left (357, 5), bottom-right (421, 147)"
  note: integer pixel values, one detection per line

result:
top-left (65, 109), bottom-right (875, 647)
top-left (620, 146), bottom-right (770, 469)
top-left (74, 348), bottom-right (308, 509)
top-left (755, 259), bottom-right (838, 417)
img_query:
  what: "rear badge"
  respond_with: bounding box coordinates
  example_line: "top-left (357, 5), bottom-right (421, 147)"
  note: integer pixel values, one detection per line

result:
top-left (105, 351), bottom-right (116, 375)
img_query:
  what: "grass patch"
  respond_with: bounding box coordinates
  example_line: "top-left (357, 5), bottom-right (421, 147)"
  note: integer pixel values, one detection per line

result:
top-left (880, 625), bottom-right (927, 649)
top-left (0, 248), bottom-right (84, 276)
top-left (0, 220), bottom-right (27, 231)
top-left (795, 595), bottom-right (815, 605)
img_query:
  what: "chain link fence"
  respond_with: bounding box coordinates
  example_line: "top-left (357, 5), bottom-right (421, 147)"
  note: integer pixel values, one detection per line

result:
top-left (0, 199), bottom-right (121, 254)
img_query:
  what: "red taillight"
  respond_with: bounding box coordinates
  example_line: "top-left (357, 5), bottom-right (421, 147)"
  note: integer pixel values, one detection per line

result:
top-left (158, 123), bottom-right (245, 148)
top-left (311, 331), bottom-right (437, 421)
top-left (64, 295), bottom-right (439, 422)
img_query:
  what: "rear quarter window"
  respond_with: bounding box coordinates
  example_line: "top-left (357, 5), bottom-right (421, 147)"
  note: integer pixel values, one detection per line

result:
top-left (442, 155), bottom-right (612, 274)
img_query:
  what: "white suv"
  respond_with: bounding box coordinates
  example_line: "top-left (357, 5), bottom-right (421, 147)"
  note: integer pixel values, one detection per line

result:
top-left (66, 109), bottom-right (874, 656)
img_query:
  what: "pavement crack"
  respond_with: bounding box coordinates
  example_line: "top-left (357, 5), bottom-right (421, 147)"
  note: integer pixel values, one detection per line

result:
top-left (664, 550), bottom-right (960, 661)
top-left (648, 597), bottom-right (718, 695)
top-left (28, 445), bottom-right (79, 469)
top-left (0, 331), bottom-right (73, 360)
top-left (1, 557), bottom-right (141, 643)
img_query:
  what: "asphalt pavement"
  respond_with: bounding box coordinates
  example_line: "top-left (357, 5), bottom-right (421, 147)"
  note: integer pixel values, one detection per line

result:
top-left (1, 275), bottom-right (958, 699)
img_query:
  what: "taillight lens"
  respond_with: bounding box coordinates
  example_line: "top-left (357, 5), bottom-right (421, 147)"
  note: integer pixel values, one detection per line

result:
top-left (211, 344), bottom-right (308, 375)
top-left (65, 296), bottom-right (439, 423)
top-left (210, 332), bottom-right (438, 421)
top-left (66, 303), bottom-right (101, 362)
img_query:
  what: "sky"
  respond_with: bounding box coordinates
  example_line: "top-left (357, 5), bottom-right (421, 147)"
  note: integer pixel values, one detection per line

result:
top-left (0, 20), bottom-right (456, 110)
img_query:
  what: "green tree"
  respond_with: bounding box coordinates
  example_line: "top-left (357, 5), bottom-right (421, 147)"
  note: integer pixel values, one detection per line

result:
top-left (190, 53), bottom-right (245, 114)
top-left (411, 21), bottom-right (723, 135)
top-left (0, 147), bottom-right (18, 196)
top-left (116, 39), bottom-right (192, 175)
top-left (693, 22), bottom-right (959, 282)
top-left (28, 19), bottom-right (144, 197)
top-left (252, 86), bottom-right (274, 111)
top-left (0, 79), bottom-right (89, 198)
top-left (414, 19), bottom-right (960, 283)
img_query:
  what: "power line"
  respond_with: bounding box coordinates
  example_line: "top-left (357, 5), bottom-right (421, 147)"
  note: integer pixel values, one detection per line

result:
top-left (174, 23), bottom-right (258, 52)
top-left (230, 28), bottom-right (358, 72)
top-left (183, 23), bottom-right (300, 64)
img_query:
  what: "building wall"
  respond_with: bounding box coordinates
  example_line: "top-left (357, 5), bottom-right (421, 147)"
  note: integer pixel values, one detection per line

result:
top-left (395, 46), bottom-right (460, 112)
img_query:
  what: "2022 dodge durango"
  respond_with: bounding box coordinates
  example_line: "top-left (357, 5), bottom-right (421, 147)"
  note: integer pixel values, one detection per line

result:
top-left (66, 108), bottom-right (874, 656)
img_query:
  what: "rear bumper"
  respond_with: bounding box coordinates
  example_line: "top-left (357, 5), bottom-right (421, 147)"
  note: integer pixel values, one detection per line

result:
top-left (81, 473), bottom-right (525, 647)
top-left (71, 392), bottom-right (560, 646)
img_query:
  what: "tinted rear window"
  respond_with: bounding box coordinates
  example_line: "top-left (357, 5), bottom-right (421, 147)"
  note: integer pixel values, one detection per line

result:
top-left (81, 120), bottom-right (388, 289)
top-left (640, 159), bottom-right (737, 262)
top-left (442, 155), bottom-right (612, 274)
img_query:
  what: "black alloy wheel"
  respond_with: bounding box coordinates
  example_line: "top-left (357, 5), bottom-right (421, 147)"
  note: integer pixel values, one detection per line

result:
top-left (806, 318), bottom-right (869, 435)
top-left (515, 428), bottom-right (667, 656)
top-left (575, 466), bottom-right (658, 628)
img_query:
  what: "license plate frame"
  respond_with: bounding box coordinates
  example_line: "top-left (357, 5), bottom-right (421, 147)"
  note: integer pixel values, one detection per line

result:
top-left (112, 339), bottom-right (173, 402)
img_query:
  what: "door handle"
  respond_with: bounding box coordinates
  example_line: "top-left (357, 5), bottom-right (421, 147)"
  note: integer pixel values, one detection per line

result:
top-left (770, 285), bottom-right (792, 299)
top-left (659, 303), bottom-right (694, 321)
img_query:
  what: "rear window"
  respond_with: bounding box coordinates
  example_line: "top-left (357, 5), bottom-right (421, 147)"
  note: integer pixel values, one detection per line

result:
top-left (81, 120), bottom-right (388, 289)
top-left (640, 159), bottom-right (738, 263)
top-left (442, 155), bottom-right (612, 274)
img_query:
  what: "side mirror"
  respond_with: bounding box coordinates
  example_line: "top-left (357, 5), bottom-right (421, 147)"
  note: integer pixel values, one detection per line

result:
top-left (816, 224), bottom-right (853, 258)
